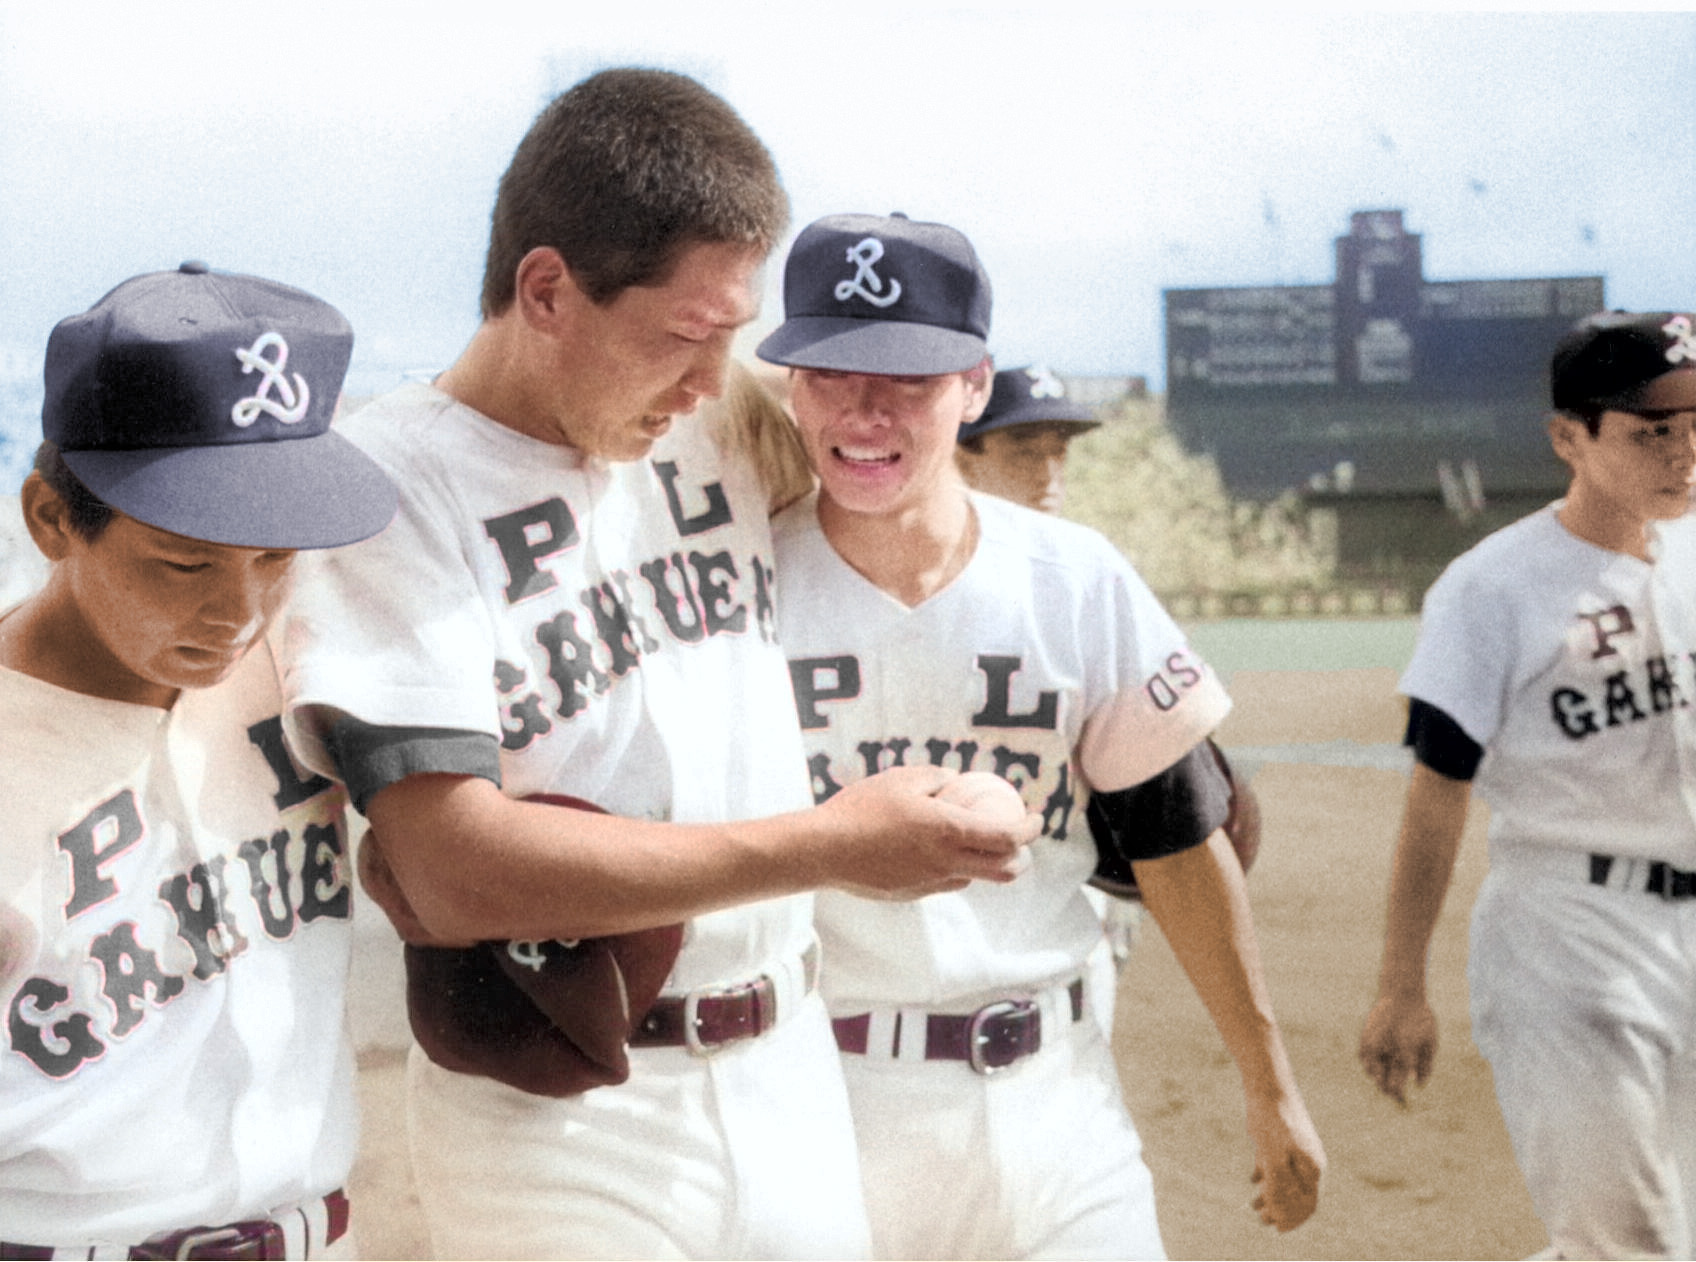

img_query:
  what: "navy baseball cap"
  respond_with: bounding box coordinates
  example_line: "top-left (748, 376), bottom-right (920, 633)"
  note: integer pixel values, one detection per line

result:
top-left (1550, 311), bottom-right (1696, 414)
top-left (756, 212), bottom-right (992, 375)
top-left (958, 366), bottom-right (1101, 443)
top-left (42, 262), bottom-right (397, 550)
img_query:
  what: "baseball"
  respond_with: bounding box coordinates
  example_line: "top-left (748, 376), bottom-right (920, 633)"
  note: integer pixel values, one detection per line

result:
top-left (935, 771), bottom-right (1029, 826)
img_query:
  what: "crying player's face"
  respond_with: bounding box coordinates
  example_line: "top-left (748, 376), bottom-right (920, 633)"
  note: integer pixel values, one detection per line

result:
top-left (789, 367), bottom-right (988, 518)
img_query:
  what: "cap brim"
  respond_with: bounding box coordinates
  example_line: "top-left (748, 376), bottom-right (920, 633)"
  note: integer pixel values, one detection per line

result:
top-left (756, 317), bottom-right (987, 375)
top-left (965, 400), bottom-right (1100, 441)
top-left (63, 430), bottom-right (398, 550)
top-left (1561, 373), bottom-right (1694, 415)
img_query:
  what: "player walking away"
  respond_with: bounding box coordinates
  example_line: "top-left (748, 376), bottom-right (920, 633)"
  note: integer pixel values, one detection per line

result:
top-left (278, 71), bottom-right (1035, 1261)
top-left (1360, 311), bottom-right (1696, 1259)
top-left (0, 264), bottom-right (396, 1258)
top-left (760, 211), bottom-right (1325, 1259)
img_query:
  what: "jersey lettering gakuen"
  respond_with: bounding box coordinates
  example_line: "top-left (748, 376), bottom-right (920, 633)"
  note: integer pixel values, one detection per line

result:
top-left (772, 491), bottom-right (1231, 1009)
top-left (482, 462), bottom-right (779, 755)
top-left (4, 708), bottom-right (348, 1080)
top-left (281, 383), bottom-right (816, 991)
top-left (788, 646), bottom-right (1212, 844)
top-left (1402, 505), bottom-right (1696, 863)
top-left (1547, 603), bottom-right (1696, 740)
top-left (0, 642), bottom-right (359, 1241)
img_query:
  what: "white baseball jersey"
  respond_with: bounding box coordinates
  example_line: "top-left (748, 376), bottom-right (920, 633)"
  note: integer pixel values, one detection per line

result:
top-left (772, 489), bottom-right (1225, 1260)
top-left (0, 643), bottom-right (357, 1245)
top-left (1406, 502), bottom-right (1696, 1257)
top-left (773, 489), bottom-right (1231, 1012)
top-left (282, 382), bottom-right (818, 991)
top-left (1402, 502), bottom-right (1696, 865)
top-left (280, 383), bottom-right (869, 1259)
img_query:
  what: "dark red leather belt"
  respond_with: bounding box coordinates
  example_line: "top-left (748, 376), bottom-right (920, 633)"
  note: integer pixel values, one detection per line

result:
top-left (633, 974), bottom-right (779, 1052)
top-left (631, 946), bottom-right (819, 1055)
top-left (833, 979), bottom-right (1086, 1074)
top-left (1, 1189), bottom-right (349, 1261)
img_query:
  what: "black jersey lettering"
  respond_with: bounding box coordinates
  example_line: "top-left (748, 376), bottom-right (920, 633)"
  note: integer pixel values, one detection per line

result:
top-left (973, 655), bottom-right (1059, 730)
top-left (8, 978), bottom-right (103, 1078)
top-left (88, 922), bottom-right (185, 1037)
top-left (59, 790), bottom-right (146, 921)
top-left (484, 498), bottom-right (581, 605)
top-left (654, 461), bottom-right (732, 537)
top-left (246, 716), bottom-right (335, 812)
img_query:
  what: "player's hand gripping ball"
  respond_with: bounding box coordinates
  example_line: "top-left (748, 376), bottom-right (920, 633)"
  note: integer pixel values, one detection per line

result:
top-left (936, 771), bottom-right (1035, 877)
top-left (936, 770), bottom-right (1028, 823)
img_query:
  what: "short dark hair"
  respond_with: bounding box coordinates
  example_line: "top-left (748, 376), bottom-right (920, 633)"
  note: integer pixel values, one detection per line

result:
top-left (1556, 406), bottom-right (1606, 437)
top-left (480, 68), bottom-right (788, 315)
top-left (33, 441), bottom-right (112, 539)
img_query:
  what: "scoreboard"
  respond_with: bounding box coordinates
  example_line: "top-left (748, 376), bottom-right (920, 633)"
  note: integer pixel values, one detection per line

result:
top-left (1167, 277), bottom-right (1603, 398)
top-left (1163, 211), bottom-right (1605, 498)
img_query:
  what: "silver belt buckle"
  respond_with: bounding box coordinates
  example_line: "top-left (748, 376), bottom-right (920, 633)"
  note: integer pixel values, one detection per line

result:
top-left (682, 983), bottom-right (742, 1057)
top-left (169, 1222), bottom-right (277, 1260)
top-left (968, 999), bottom-right (1039, 1074)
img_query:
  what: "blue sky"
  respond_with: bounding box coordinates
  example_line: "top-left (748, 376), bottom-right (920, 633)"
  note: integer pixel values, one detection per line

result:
top-left (2, 1), bottom-right (1693, 404)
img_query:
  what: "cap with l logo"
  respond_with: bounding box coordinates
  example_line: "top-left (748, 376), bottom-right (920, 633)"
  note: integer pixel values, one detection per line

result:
top-left (42, 261), bottom-right (397, 550)
top-left (756, 212), bottom-right (993, 375)
top-left (1550, 310), bottom-right (1696, 414)
top-left (958, 366), bottom-right (1102, 443)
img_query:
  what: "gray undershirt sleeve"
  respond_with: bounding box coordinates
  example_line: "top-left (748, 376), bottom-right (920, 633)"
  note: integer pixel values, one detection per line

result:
top-left (325, 715), bottom-right (503, 814)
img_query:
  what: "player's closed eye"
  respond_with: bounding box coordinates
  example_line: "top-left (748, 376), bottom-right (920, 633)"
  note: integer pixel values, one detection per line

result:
top-left (1629, 422), bottom-right (1696, 449)
top-left (1626, 408), bottom-right (1696, 424)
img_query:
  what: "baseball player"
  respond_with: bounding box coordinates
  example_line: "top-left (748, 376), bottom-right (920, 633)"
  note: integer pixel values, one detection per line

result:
top-left (955, 364), bottom-right (1102, 515)
top-left (1359, 311), bottom-right (1696, 1258)
top-left (760, 212), bottom-right (1325, 1259)
top-left (278, 71), bottom-right (1034, 1260)
top-left (0, 263), bottom-right (396, 1257)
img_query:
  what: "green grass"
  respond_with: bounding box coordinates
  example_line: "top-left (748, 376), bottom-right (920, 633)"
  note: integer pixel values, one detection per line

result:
top-left (1182, 616), bottom-right (1419, 674)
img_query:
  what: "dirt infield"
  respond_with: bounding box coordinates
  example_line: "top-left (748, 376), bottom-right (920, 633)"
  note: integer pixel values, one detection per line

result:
top-left (347, 667), bottom-right (1548, 1259)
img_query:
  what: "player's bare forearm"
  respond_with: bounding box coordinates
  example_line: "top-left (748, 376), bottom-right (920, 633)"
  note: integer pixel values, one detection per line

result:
top-left (1359, 763), bottom-right (1471, 1101)
top-left (365, 765), bottom-right (1036, 942)
top-left (1134, 833), bottom-right (1299, 1099)
top-left (1133, 833), bottom-right (1326, 1229)
top-left (1373, 763), bottom-right (1471, 998)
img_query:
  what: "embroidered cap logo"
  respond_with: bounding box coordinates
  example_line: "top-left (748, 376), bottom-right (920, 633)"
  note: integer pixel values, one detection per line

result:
top-left (1025, 367), bottom-right (1065, 399)
top-left (231, 331), bottom-right (310, 427)
top-left (1663, 315), bottom-right (1696, 366)
top-left (835, 237), bottom-right (903, 309)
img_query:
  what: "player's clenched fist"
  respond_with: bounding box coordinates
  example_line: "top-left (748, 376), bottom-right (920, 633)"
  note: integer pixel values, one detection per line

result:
top-left (1358, 992), bottom-right (1438, 1105)
top-left (1246, 1088), bottom-right (1326, 1232)
top-left (815, 765), bottom-right (1040, 895)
